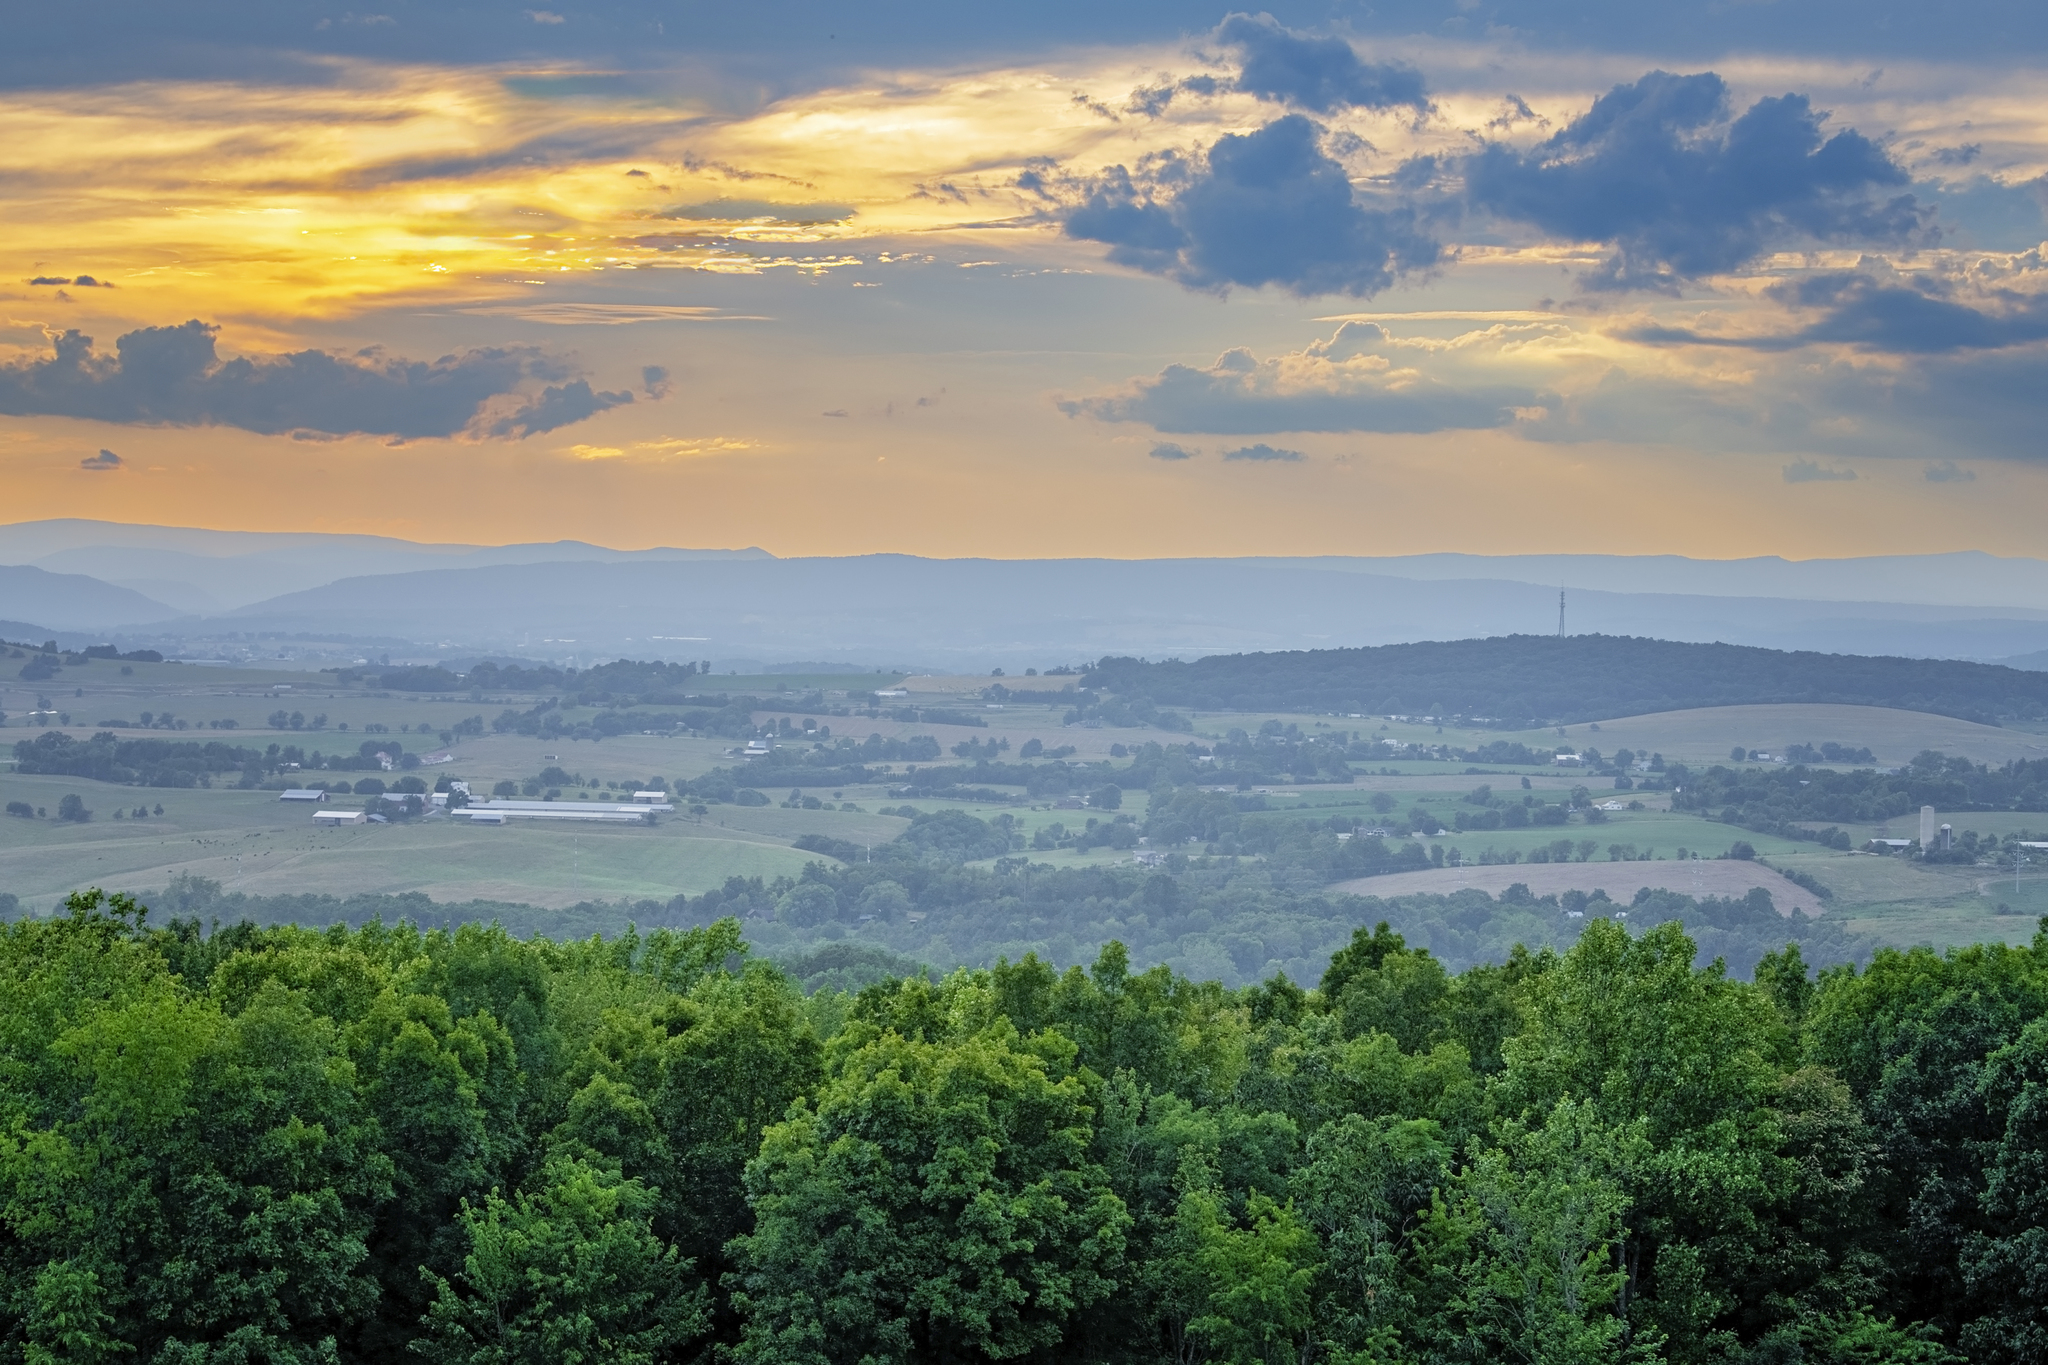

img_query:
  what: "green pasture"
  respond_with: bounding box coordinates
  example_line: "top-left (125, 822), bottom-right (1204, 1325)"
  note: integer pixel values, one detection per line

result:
top-left (0, 769), bottom-right (922, 913)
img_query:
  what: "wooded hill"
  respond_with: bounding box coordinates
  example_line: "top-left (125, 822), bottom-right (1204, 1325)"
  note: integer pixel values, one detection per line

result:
top-left (1090, 634), bottom-right (2048, 725)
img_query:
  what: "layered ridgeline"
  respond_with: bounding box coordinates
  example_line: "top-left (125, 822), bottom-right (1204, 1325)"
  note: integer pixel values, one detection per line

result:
top-left (1090, 635), bottom-right (2048, 726)
top-left (4, 891), bottom-right (2044, 1362)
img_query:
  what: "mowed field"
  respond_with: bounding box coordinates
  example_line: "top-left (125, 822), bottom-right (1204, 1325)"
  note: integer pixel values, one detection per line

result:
top-left (1434, 703), bottom-right (2047, 769)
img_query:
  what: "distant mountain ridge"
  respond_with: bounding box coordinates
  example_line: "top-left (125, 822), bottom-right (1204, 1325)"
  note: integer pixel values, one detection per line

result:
top-left (0, 519), bottom-right (772, 612)
top-left (0, 564), bottom-right (180, 632)
top-left (9, 519), bottom-right (2048, 669)
top-left (212, 556), bottom-right (2048, 670)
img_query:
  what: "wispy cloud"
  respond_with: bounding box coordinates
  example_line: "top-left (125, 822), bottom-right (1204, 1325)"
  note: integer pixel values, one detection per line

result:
top-left (1063, 321), bottom-right (1544, 434)
top-left (455, 303), bottom-right (774, 325)
top-left (565, 435), bottom-right (762, 461)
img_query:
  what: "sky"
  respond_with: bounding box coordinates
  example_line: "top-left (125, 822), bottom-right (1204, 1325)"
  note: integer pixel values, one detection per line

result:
top-left (2, 0), bottom-right (2045, 559)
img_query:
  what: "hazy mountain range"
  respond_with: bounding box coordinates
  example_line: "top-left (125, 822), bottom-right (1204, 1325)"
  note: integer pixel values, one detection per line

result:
top-left (5, 519), bottom-right (2048, 671)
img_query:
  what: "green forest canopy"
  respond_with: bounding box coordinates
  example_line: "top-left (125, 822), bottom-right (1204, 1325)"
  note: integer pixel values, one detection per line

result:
top-left (1088, 635), bottom-right (2048, 726)
top-left (3, 889), bottom-right (2045, 1363)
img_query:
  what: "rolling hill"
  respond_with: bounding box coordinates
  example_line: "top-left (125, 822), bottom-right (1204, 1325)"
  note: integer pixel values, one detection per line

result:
top-left (1089, 635), bottom-right (2048, 726)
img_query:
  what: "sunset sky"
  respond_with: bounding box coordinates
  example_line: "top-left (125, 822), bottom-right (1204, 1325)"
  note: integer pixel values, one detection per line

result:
top-left (3, 0), bottom-right (2044, 558)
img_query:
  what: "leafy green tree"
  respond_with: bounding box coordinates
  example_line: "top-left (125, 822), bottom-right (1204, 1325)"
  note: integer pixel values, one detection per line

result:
top-left (1319, 922), bottom-right (1451, 1052)
top-left (1958, 1013), bottom-right (2048, 1363)
top-left (1292, 1113), bottom-right (1450, 1361)
top-left (729, 1021), bottom-right (1127, 1364)
top-left (0, 895), bottom-right (387, 1362)
top-left (1424, 1100), bottom-right (1650, 1365)
top-left (417, 1156), bottom-right (706, 1363)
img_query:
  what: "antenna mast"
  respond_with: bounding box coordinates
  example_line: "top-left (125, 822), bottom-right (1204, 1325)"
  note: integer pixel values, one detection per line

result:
top-left (1558, 589), bottom-right (1565, 639)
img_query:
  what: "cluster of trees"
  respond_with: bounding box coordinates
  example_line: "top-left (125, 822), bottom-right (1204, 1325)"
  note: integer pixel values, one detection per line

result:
top-left (5, 891), bottom-right (2040, 1362)
top-left (1061, 691), bottom-right (1195, 732)
top-left (8, 730), bottom-right (461, 790)
top-left (1087, 637), bottom-right (2048, 726)
top-left (358, 659), bottom-right (713, 700)
top-left (375, 666), bottom-right (467, 692)
top-left (1783, 741), bottom-right (1879, 765)
top-left (1676, 751), bottom-right (2048, 854)
top-left (13, 731), bottom-right (262, 787)
top-left (90, 709), bottom-right (216, 732)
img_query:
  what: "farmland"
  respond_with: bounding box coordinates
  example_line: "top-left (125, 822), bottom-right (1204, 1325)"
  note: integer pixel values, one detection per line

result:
top-left (5, 650), bottom-right (2047, 961)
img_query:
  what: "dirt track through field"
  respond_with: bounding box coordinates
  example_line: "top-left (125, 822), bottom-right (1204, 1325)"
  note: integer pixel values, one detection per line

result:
top-left (1331, 860), bottom-right (1821, 916)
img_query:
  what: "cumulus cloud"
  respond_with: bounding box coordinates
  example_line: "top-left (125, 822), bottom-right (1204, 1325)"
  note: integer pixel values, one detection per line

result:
top-left (1465, 71), bottom-right (1926, 290)
top-left (1149, 441), bottom-right (1199, 459)
top-left (1783, 459), bottom-right (1855, 482)
top-left (1061, 321), bottom-right (1543, 433)
top-left (1214, 13), bottom-right (1430, 114)
top-left (78, 448), bottom-right (121, 471)
top-left (1514, 337), bottom-right (2048, 466)
top-left (1627, 272), bottom-right (2048, 353)
top-left (1925, 460), bottom-right (1977, 482)
top-left (1224, 442), bottom-right (1305, 461)
top-left (1065, 115), bottom-right (1439, 297)
top-left (0, 321), bottom-right (640, 439)
top-left (1126, 74), bottom-right (1222, 118)
top-left (479, 380), bottom-right (635, 439)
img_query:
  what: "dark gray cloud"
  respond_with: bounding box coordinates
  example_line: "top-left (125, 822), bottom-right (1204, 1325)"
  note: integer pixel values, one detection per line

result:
top-left (1520, 342), bottom-right (2048, 465)
top-left (1149, 441), bottom-right (1199, 459)
top-left (1925, 460), bottom-right (1977, 482)
top-left (3, 0), bottom-right (2041, 96)
top-left (1465, 71), bottom-right (1926, 290)
top-left (78, 449), bottom-right (122, 471)
top-left (1223, 442), bottom-right (1305, 461)
top-left (1066, 114), bottom-right (1439, 296)
top-left (1126, 74), bottom-right (1222, 117)
top-left (1625, 273), bottom-right (2048, 353)
top-left (1214, 13), bottom-right (1429, 114)
top-left (0, 320), bottom-right (635, 440)
top-left (1783, 459), bottom-right (1855, 483)
top-left (481, 380), bottom-right (635, 439)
